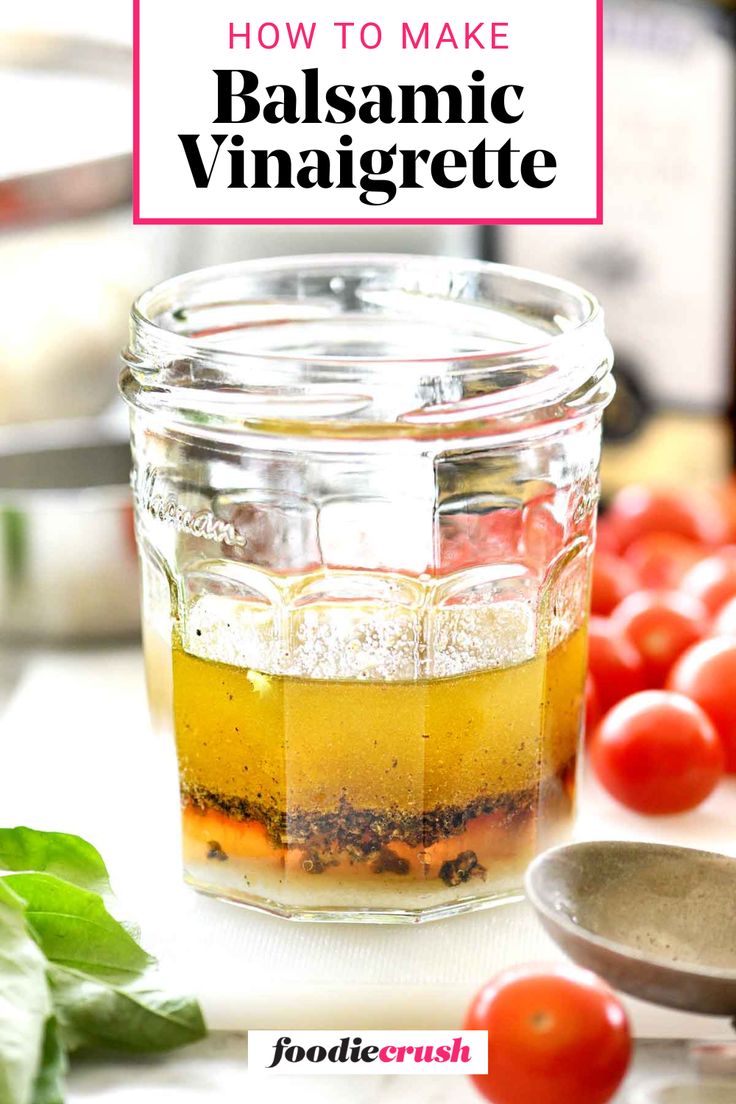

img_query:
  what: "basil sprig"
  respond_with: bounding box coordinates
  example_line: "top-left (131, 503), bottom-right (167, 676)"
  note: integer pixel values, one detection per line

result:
top-left (0, 827), bottom-right (206, 1104)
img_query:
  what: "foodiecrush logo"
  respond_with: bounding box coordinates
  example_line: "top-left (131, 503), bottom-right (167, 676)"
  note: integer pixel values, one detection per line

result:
top-left (249, 1031), bottom-right (488, 1076)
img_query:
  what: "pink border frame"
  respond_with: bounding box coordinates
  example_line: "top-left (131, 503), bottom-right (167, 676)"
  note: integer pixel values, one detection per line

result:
top-left (132, 0), bottom-right (603, 226)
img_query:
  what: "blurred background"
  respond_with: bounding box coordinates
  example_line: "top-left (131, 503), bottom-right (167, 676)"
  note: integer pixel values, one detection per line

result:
top-left (0, 0), bottom-right (733, 643)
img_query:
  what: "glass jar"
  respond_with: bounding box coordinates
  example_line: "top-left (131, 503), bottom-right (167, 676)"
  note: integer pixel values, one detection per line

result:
top-left (122, 255), bottom-right (614, 923)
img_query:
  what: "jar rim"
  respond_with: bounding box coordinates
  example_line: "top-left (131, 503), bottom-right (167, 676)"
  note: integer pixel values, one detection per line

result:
top-left (122, 253), bottom-right (614, 438)
top-left (131, 252), bottom-right (601, 363)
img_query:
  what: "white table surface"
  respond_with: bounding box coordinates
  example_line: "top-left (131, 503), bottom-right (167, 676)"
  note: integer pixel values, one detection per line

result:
top-left (64, 1035), bottom-right (728, 1103)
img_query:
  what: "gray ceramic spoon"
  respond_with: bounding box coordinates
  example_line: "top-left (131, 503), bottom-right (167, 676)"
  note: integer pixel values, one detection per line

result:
top-left (525, 840), bottom-right (736, 1018)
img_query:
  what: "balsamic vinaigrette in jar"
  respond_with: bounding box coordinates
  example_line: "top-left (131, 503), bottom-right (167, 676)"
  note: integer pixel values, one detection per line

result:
top-left (123, 255), bottom-right (613, 921)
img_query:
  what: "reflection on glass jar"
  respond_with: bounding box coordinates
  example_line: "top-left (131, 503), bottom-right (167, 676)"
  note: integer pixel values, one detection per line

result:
top-left (122, 255), bottom-right (614, 922)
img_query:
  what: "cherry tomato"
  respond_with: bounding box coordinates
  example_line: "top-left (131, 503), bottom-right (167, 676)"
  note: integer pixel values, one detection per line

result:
top-left (710, 480), bottom-right (736, 543)
top-left (591, 553), bottom-right (639, 617)
top-left (606, 486), bottom-right (724, 550)
top-left (610, 591), bottom-right (707, 687)
top-left (441, 534), bottom-right (478, 572)
top-left (681, 548), bottom-right (736, 615)
top-left (122, 500), bottom-right (138, 559)
top-left (595, 515), bottom-right (622, 556)
top-left (668, 637), bottom-right (736, 772)
top-left (590, 691), bottom-right (724, 814)
top-left (522, 492), bottom-right (565, 568)
top-left (475, 509), bottom-right (522, 562)
top-left (585, 676), bottom-right (601, 740)
top-left (439, 511), bottom-right (516, 571)
top-left (587, 617), bottom-right (647, 713)
top-left (623, 533), bottom-right (705, 590)
top-left (464, 962), bottom-right (631, 1104)
top-left (713, 596), bottom-right (736, 636)
top-left (442, 510), bottom-right (523, 570)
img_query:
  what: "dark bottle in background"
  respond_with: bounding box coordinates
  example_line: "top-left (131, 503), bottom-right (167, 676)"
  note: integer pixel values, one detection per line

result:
top-left (497, 0), bottom-right (736, 497)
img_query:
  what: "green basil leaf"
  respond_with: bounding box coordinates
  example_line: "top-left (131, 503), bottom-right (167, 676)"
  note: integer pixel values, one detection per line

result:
top-left (0, 877), bottom-right (27, 912)
top-left (31, 1020), bottom-right (66, 1104)
top-left (49, 964), bottom-right (207, 1055)
top-left (0, 829), bottom-right (110, 895)
top-left (0, 880), bottom-right (51, 1104)
top-left (1, 507), bottom-right (27, 586)
top-left (0, 827), bottom-right (206, 1092)
top-left (1, 874), bottom-right (153, 978)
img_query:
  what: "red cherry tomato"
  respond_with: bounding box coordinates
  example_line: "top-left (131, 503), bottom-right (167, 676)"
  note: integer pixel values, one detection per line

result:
top-left (623, 533), bottom-right (705, 590)
top-left (713, 596), bottom-right (736, 636)
top-left (440, 510), bottom-right (518, 572)
top-left (595, 515), bottom-right (623, 555)
top-left (590, 691), bottom-right (724, 814)
top-left (607, 486), bottom-right (724, 550)
top-left (668, 637), bottom-right (736, 772)
top-left (710, 481), bottom-right (736, 543)
top-left (587, 617), bottom-right (647, 713)
top-left (585, 676), bottom-right (601, 740)
top-left (681, 548), bottom-right (736, 615)
top-left (591, 553), bottom-right (639, 617)
top-left (610, 590), bottom-right (707, 687)
top-left (522, 492), bottom-right (565, 568)
top-left (122, 500), bottom-right (138, 559)
top-left (475, 509), bottom-right (523, 562)
top-left (440, 534), bottom-right (475, 572)
top-left (464, 963), bottom-right (631, 1104)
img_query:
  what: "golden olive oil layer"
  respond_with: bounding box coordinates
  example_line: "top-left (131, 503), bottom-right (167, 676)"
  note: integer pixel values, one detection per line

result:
top-left (172, 624), bottom-right (587, 816)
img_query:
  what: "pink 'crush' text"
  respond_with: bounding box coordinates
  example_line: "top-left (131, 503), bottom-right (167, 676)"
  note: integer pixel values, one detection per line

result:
top-left (378, 1038), bottom-right (472, 1064)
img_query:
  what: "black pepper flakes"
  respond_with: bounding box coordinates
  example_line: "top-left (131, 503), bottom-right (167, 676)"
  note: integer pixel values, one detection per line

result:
top-left (182, 760), bottom-right (569, 881)
top-left (439, 850), bottom-right (485, 887)
top-left (371, 848), bottom-right (410, 876)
